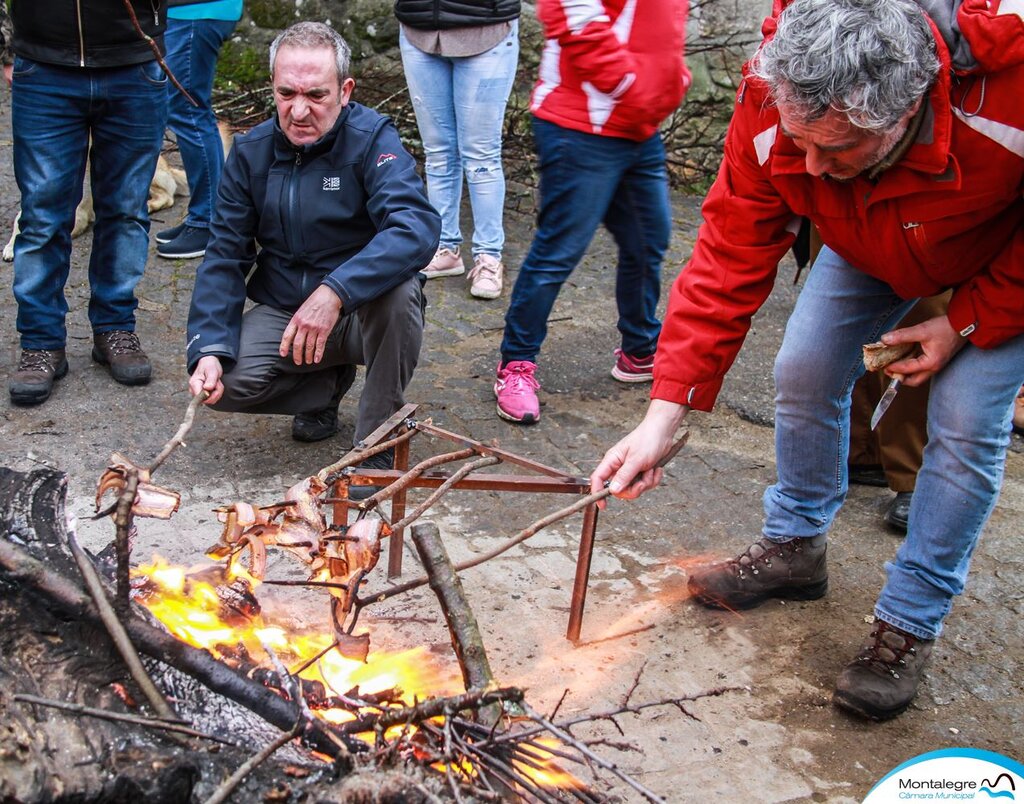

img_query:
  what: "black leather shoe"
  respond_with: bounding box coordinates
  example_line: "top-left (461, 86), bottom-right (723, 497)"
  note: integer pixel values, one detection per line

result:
top-left (884, 492), bottom-right (912, 532)
top-left (848, 464), bottom-right (888, 487)
top-left (348, 448), bottom-right (395, 501)
top-left (290, 365), bottom-right (356, 443)
top-left (292, 408), bottom-right (339, 442)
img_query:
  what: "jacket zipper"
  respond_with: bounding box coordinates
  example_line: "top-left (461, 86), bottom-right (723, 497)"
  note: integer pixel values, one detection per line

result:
top-left (75, 0), bottom-right (86, 66)
top-left (288, 152), bottom-right (308, 296)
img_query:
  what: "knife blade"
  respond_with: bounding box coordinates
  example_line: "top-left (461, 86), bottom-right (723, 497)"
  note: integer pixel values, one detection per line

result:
top-left (870, 375), bottom-right (903, 430)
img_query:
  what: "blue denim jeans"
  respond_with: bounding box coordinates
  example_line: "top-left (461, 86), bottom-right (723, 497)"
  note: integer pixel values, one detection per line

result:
top-left (11, 57), bottom-right (167, 350)
top-left (500, 118), bottom-right (670, 362)
top-left (767, 246), bottom-right (1024, 639)
top-left (165, 17), bottom-right (236, 229)
top-left (399, 22), bottom-right (519, 257)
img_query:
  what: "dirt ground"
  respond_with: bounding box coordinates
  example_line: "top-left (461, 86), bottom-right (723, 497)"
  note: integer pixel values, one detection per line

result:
top-left (0, 86), bottom-right (1021, 803)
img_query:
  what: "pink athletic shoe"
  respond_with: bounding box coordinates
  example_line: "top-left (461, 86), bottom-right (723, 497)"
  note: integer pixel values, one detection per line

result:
top-left (611, 349), bottom-right (655, 383)
top-left (494, 360), bottom-right (541, 424)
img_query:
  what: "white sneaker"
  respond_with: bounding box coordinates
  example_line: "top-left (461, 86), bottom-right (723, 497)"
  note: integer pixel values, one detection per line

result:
top-left (468, 253), bottom-right (503, 299)
top-left (422, 246), bottom-right (465, 279)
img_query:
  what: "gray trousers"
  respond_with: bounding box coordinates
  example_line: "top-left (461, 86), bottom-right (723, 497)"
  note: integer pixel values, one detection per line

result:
top-left (212, 276), bottom-right (424, 442)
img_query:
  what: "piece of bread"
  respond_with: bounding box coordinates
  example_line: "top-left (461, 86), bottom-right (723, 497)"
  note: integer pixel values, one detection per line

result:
top-left (862, 341), bottom-right (916, 372)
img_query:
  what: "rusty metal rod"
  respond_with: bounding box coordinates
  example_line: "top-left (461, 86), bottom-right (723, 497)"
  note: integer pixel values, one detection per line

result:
top-left (317, 403), bottom-right (419, 483)
top-left (359, 448), bottom-right (476, 512)
top-left (323, 471), bottom-right (589, 500)
top-left (390, 456), bottom-right (501, 534)
top-left (412, 420), bottom-right (582, 481)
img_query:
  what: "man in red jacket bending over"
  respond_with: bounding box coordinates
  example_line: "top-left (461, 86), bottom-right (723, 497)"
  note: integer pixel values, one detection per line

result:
top-left (593, 0), bottom-right (1024, 720)
top-left (491, 0), bottom-right (690, 424)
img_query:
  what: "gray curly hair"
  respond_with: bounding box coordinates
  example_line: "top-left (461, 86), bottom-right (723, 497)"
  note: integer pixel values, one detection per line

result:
top-left (748, 0), bottom-right (941, 132)
top-left (270, 22), bottom-right (352, 85)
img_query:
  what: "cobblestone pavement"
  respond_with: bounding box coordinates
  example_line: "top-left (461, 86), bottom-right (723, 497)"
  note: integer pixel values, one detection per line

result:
top-left (1, 86), bottom-right (1021, 802)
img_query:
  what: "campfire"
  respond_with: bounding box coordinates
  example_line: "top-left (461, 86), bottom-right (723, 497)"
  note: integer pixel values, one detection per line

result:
top-left (0, 396), bottom-right (727, 802)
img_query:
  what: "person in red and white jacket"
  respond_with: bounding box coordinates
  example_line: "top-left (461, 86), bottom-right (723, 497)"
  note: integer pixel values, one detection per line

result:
top-left (592, 0), bottom-right (1024, 720)
top-left (491, 0), bottom-right (690, 424)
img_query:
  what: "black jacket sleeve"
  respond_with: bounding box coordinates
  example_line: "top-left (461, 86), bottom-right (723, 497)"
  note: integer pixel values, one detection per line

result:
top-left (185, 139), bottom-right (261, 374)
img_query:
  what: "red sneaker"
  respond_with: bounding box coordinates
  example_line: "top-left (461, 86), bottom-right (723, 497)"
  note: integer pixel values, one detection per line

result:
top-left (494, 360), bottom-right (540, 424)
top-left (611, 349), bottom-right (655, 383)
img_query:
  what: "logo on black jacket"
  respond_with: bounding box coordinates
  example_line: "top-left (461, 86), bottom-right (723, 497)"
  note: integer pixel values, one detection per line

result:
top-left (323, 176), bottom-right (341, 191)
top-left (376, 153), bottom-right (397, 167)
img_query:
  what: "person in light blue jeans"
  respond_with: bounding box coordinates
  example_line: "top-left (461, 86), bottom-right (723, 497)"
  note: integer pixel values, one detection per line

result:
top-left (396, 2), bottom-right (519, 300)
top-left (155, 0), bottom-right (242, 260)
top-left (767, 246), bottom-right (1024, 639)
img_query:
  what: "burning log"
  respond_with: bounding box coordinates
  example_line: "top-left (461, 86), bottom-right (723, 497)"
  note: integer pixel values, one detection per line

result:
top-left (0, 469), bottom-right (361, 772)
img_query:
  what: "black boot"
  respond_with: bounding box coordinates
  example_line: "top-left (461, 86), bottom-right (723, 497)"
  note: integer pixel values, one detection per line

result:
top-left (348, 448), bottom-right (395, 502)
top-left (687, 535), bottom-right (828, 610)
top-left (291, 365), bottom-right (356, 443)
top-left (834, 619), bottom-right (934, 720)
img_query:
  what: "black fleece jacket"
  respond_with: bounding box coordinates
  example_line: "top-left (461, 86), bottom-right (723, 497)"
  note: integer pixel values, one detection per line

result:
top-left (186, 102), bottom-right (440, 373)
top-left (11, 0), bottom-right (165, 68)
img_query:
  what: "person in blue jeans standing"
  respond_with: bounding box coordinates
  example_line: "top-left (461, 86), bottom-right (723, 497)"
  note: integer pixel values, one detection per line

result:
top-left (7, 0), bottom-right (168, 406)
top-left (155, 0), bottom-right (242, 260)
top-left (395, 0), bottom-right (520, 300)
top-left (492, 0), bottom-right (690, 424)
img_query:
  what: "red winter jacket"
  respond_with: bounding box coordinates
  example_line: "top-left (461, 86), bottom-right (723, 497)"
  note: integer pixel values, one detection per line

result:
top-left (653, 0), bottom-right (1024, 411)
top-left (530, 0), bottom-right (691, 141)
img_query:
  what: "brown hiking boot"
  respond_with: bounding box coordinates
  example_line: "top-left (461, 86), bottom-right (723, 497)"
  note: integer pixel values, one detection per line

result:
top-left (833, 619), bottom-right (934, 720)
top-left (9, 348), bottom-right (69, 406)
top-left (92, 330), bottom-right (152, 385)
top-left (687, 535), bottom-right (828, 610)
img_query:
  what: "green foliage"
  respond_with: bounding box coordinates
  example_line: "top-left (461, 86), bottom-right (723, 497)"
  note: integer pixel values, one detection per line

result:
top-left (215, 40), bottom-right (268, 92)
top-left (248, 0), bottom-right (296, 29)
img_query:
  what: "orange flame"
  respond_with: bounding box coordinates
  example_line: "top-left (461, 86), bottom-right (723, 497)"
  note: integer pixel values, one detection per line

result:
top-left (132, 556), bottom-right (587, 793)
top-left (132, 556), bottom-right (457, 719)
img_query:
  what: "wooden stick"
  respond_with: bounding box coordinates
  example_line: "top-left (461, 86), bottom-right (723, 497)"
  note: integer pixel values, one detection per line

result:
top-left (202, 721), bottom-right (304, 804)
top-left (67, 528), bottom-right (178, 721)
top-left (0, 538), bottom-right (357, 763)
top-left (13, 694), bottom-right (227, 743)
top-left (149, 391), bottom-right (208, 474)
top-left (388, 455), bottom-right (501, 531)
top-left (112, 469), bottom-right (138, 616)
top-left (340, 687), bottom-right (523, 734)
top-left (357, 447), bottom-right (477, 511)
top-left (411, 522), bottom-right (500, 726)
top-left (364, 434), bottom-right (690, 605)
top-left (521, 702), bottom-right (666, 803)
top-left (119, 0), bottom-right (198, 106)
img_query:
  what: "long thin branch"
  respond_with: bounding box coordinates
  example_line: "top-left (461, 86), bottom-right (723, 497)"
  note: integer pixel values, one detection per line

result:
top-left (358, 447), bottom-right (477, 511)
top-left (67, 528), bottom-right (177, 720)
top-left (202, 721), bottom-right (304, 804)
top-left (521, 702), bottom-right (665, 804)
top-left (13, 694), bottom-right (225, 743)
top-left (119, 0), bottom-right (198, 106)
top-left (363, 434), bottom-right (690, 605)
top-left (149, 391), bottom-right (208, 474)
top-left (340, 687), bottom-right (523, 734)
top-left (388, 455), bottom-right (501, 531)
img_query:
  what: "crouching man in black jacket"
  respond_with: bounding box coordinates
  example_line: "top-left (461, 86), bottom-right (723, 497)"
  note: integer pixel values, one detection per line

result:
top-left (187, 22), bottom-right (440, 465)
